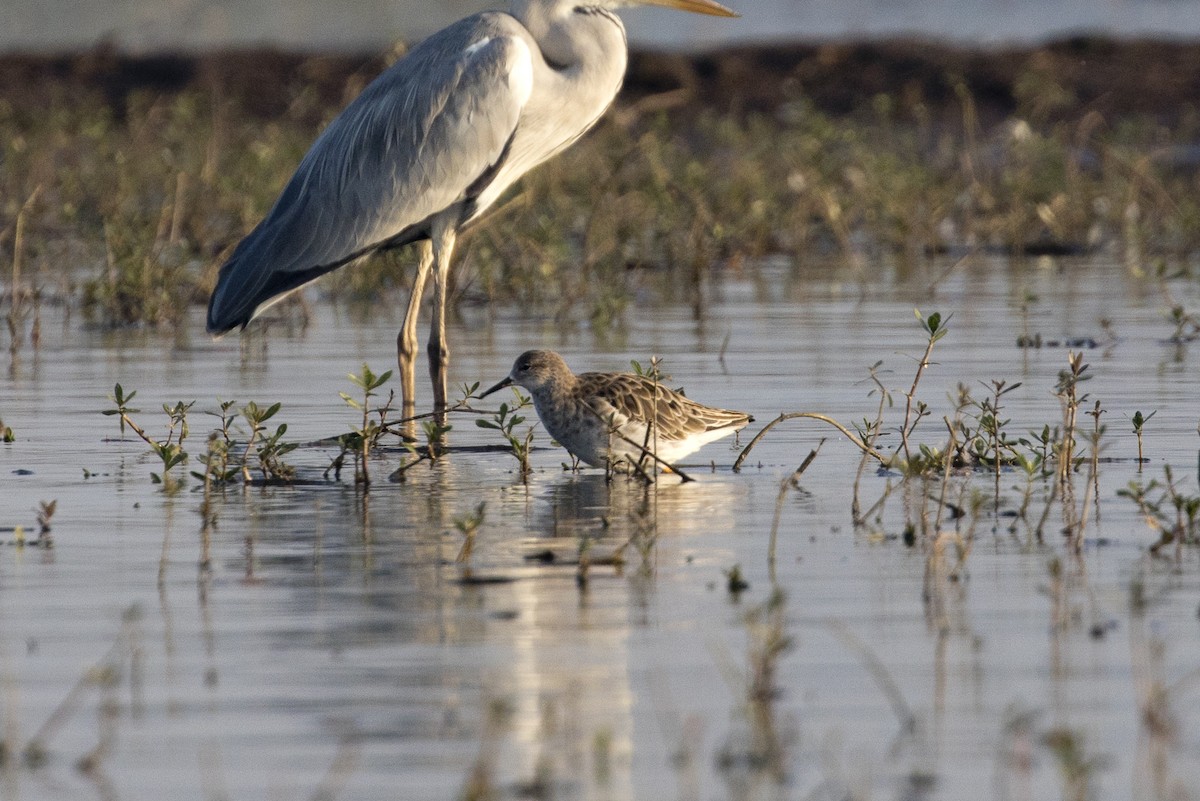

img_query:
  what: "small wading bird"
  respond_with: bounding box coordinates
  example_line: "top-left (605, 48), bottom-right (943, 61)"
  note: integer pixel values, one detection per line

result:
top-left (481, 350), bottom-right (753, 469)
top-left (206, 0), bottom-right (738, 422)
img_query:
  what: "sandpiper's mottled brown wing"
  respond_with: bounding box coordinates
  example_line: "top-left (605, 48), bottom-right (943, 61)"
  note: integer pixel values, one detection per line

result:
top-left (575, 372), bottom-right (751, 442)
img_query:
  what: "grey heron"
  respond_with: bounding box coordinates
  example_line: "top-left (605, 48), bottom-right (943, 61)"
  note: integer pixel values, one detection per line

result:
top-left (205, 0), bottom-right (738, 422)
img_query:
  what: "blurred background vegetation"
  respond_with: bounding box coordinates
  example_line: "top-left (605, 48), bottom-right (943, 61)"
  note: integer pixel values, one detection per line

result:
top-left (1, 38), bottom-right (1198, 330)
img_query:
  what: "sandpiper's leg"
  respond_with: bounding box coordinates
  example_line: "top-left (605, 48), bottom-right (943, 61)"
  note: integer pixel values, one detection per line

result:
top-left (397, 240), bottom-right (433, 437)
top-left (427, 224), bottom-right (457, 419)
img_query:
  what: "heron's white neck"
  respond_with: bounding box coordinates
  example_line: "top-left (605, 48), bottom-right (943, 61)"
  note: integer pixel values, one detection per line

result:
top-left (489, 0), bottom-right (627, 185)
top-left (511, 0), bottom-right (628, 80)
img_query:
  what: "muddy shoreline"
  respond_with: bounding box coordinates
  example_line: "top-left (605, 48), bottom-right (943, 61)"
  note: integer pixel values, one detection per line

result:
top-left (2, 37), bottom-right (1197, 126)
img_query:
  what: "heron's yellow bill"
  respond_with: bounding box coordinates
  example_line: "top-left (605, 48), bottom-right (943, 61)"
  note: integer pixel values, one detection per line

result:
top-left (641, 0), bottom-right (739, 17)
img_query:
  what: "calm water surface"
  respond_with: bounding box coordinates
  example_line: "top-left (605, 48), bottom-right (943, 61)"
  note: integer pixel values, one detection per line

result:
top-left (2, 255), bottom-right (1199, 800)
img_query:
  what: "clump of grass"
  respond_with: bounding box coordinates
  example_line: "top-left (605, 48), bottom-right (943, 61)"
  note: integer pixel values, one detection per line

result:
top-left (727, 307), bottom-right (1179, 554)
top-left (0, 416), bottom-right (13, 442)
top-left (733, 310), bottom-right (945, 476)
top-left (104, 384), bottom-right (297, 486)
top-left (418, 418), bottom-right (453, 455)
top-left (1118, 465), bottom-right (1200, 559)
top-left (5, 187), bottom-right (45, 354)
top-left (8, 51), bottom-right (1200, 333)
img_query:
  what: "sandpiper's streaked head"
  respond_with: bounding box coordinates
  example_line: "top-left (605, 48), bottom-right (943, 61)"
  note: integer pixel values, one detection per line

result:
top-left (480, 350), bottom-right (572, 398)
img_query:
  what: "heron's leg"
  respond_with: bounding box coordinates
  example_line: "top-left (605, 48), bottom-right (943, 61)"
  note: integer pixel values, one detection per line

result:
top-left (397, 241), bottom-right (433, 434)
top-left (427, 224), bottom-right (457, 419)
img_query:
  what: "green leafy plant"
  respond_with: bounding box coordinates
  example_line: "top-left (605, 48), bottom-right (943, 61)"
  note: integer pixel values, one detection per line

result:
top-left (1131, 409), bottom-right (1156, 469)
top-left (103, 383), bottom-right (141, 439)
top-left (976, 380), bottom-right (1023, 473)
top-left (476, 391), bottom-right (535, 478)
top-left (419, 419), bottom-right (452, 459)
top-left (1024, 424), bottom-right (1056, 476)
top-left (389, 383), bottom-right (480, 480)
top-left (1118, 465), bottom-right (1200, 558)
top-left (193, 430), bottom-right (238, 486)
top-left (1054, 351), bottom-right (1091, 483)
top-left (1165, 305), bottom-right (1200, 344)
top-left (630, 357), bottom-right (667, 382)
top-left (191, 400), bottom-right (240, 484)
top-left (899, 310), bottom-right (949, 465)
top-left (336, 363), bottom-right (394, 485)
top-left (151, 400), bottom-right (194, 485)
top-left (239, 401), bottom-right (296, 482)
top-left (103, 384), bottom-right (193, 486)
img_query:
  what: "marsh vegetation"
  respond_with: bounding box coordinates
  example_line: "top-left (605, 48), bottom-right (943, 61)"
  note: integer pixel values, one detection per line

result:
top-left (3, 40), bottom-right (1200, 333)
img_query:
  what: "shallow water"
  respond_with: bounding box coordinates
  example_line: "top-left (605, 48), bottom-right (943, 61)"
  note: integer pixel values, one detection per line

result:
top-left (3, 254), bottom-right (1200, 800)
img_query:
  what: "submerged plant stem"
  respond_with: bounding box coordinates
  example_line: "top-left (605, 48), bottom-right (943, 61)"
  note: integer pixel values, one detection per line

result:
top-left (734, 412), bottom-right (884, 472)
top-left (768, 440), bottom-right (825, 574)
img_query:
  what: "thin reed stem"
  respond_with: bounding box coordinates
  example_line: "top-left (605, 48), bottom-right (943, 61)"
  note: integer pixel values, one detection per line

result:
top-left (734, 412), bottom-right (884, 472)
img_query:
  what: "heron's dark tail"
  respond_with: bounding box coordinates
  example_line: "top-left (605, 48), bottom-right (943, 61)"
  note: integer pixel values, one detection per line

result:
top-left (205, 254), bottom-right (260, 335)
top-left (206, 253), bottom-right (336, 335)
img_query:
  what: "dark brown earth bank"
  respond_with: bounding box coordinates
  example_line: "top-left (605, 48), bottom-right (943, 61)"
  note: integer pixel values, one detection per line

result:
top-left (1, 37), bottom-right (1197, 126)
